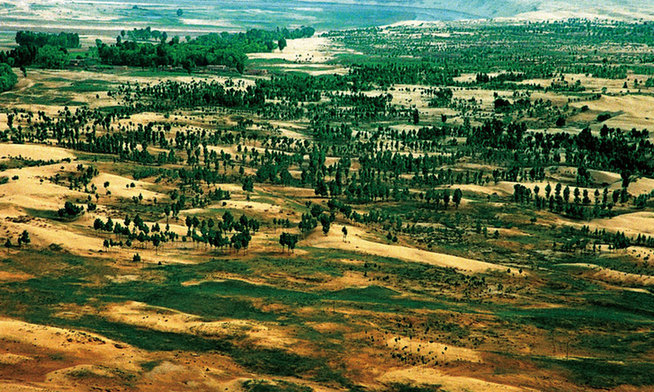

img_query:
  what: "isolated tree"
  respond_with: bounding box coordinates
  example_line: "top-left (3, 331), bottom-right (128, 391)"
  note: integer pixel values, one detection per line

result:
top-left (278, 37), bottom-right (287, 51)
top-left (279, 232), bottom-right (287, 252)
top-left (342, 226), bottom-right (348, 242)
top-left (279, 232), bottom-right (298, 252)
top-left (17, 230), bottom-right (30, 246)
top-left (319, 214), bottom-right (331, 235)
top-left (453, 189), bottom-right (462, 208)
top-left (287, 235), bottom-right (297, 252)
top-left (242, 176), bottom-right (254, 193)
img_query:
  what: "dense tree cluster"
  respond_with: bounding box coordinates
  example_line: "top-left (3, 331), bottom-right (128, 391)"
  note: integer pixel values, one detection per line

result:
top-left (57, 201), bottom-right (84, 218)
top-left (15, 31), bottom-right (79, 49)
top-left (0, 63), bottom-right (17, 92)
top-left (0, 31), bottom-right (78, 67)
top-left (97, 26), bottom-right (315, 73)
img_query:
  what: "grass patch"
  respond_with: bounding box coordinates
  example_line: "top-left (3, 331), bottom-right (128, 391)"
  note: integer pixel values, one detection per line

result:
top-left (242, 379), bottom-right (313, 392)
top-left (537, 357), bottom-right (654, 388)
top-left (232, 348), bottom-right (321, 377)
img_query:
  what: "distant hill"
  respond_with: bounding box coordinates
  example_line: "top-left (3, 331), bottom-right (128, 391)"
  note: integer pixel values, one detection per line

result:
top-left (409, 0), bottom-right (654, 20)
top-left (0, 0), bottom-right (653, 39)
top-left (337, 0), bottom-right (654, 20)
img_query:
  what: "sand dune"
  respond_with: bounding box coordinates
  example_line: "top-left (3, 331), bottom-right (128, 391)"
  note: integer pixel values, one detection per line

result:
top-left (379, 366), bottom-right (528, 392)
top-left (308, 225), bottom-right (502, 273)
top-left (0, 143), bottom-right (76, 162)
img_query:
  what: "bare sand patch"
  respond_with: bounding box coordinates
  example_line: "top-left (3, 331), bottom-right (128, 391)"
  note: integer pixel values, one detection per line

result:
top-left (561, 263), bottom-right (654, 286)
top-left (620, 176), bottom-right (654, 196)
top-left (0, 162), bottom-right (84, 211)
top-left (589, 212), bottom-right (654, 236)
top-left (103, 301), bottom-right (296, 348)
top-left (213, 199), bottom-right (283, 214)
top-left (91, 172), bottom-right (163, 201)
top-left (0, 271), bottom-right (33, 282)
top-left (454, 184), bottom-right (505, 196)
top-left (387, 337), bottom-right (482, 364)
top-left (571, 95), bottom-right (654, 130)
top-left (308, 225), bottom-right (502, 273)
top-left (0, 383), bottom-right (46, 392)
top-left (1, 215), bottom-right (103, 252)
top-left (248, 37), bottom-right (337, 64)
top-left (320, 271), bottom-right (371, 290)
top-left (0, 143), bottom-right (76, 162)
top-left (589, 169), bottom-right (621, 186)
top-left (0, 317), bottom-right (143, 371)
top-left (0, 353), bottom-right (32, 365)
top-left (378, 366), bottom-right (527, 392)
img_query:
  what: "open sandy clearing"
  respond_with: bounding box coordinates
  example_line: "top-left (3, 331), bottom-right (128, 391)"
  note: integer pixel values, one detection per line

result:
top-left (619, 176), bottom-right (654, 196)
top-left (0, 317), bottom-right (143, 371)
top-left (378, 366), bottom-right (529, 392)
top-left (387, 337), bottom-right (482, 364)
top-left (560, 263), bottom-right (654, 286)
top-left (91, 172), bottom-right (164, 201)
top-left (0, 163), bottom-right (86, 211)
top-left (0, 143), bottom-right (76, 162)
top-left (103, 301), bottom-right (296, 349)
top-left (248, 37), bottom-right (338, 64)
top-left (308, 225), bottom-right (502, 273)
top-left (570, 95), bottom-right (654, 130)
top-left (0, 383), bottom-right (47, 392)
top-left (589, 212), bottom-right (654, 237)
top-left (211, 199), bottom-right (283, 214)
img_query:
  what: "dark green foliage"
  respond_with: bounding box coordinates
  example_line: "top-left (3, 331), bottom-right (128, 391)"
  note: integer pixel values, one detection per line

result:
top-left (57, 201), bottom-right (84, 218)
top-left (242, 380), bottom-right (312, 392)
top-left (35, 45), bottom-right (69, 69)
top-left (16, 31), bottom-right (79, 48)
top-left (96, 26), bottom-right (315, 73)
top-left (0, 63), bottom-right (17, 92)
top-left (384, 383), bottom-right (443, 392)
top-left (597, 112), bottom-right (612, 122)
top-left (537, 358), bottom-right (654, 388)
top-left (231, 348), bottom-right (321, 376)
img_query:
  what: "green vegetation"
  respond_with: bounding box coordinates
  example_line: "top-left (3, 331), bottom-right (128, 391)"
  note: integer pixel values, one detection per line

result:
top-left (0, 62), bottom-right (17, 92)
top-left (537, 358), bottom-right (654, 388)
top-left (0, 15), bottom-right (653, 392)
top-left (97, 27), bottom-right (315, 73)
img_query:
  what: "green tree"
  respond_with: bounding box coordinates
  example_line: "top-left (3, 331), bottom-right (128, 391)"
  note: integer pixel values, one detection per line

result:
top-left (453, 189), bottom-right (463, 208)
top-left (17, 230), bottom-right (30, 246)
top-left (278, 37), bottom-right (287, 51)
top-left (0, 63), bottom-right (18, 92)
top-left (412, 109), bottom-right (419, 125)
top-left (35, 45), bottom-right (68, 68)
top-left (242, 176), bottom-right (254, 193)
